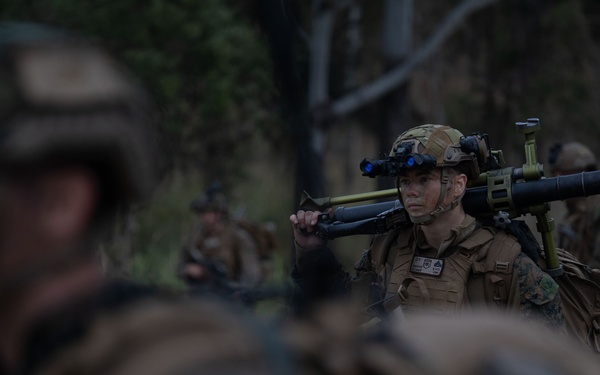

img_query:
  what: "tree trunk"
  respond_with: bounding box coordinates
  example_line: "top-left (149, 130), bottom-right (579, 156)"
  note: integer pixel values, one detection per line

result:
top-left (377, 0), bottom-right (413, 191)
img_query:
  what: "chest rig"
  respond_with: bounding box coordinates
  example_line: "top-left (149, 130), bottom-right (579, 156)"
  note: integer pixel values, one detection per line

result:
top-left (371, 226), bottom-right (520, 316)
top-left (193, 225), bottom-right (240, 278)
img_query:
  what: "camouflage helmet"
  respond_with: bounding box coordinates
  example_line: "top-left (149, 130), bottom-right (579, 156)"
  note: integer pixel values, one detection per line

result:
top-left (390, 124), bottom-right (481, 179)
top-left (0, 22), bottom-right (157, 215)
top-left (548, 142), bottom-right (597, 174)
top-left (190, 191), bottom-right (229, 214)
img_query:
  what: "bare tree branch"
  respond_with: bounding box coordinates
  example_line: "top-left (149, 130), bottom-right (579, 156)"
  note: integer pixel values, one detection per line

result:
top-left (330, 0), bottom-right (498, 118)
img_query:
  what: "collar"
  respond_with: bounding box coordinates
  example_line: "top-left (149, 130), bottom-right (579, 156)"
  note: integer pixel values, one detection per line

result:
top-left (413, 215), bottom-right (477, 257)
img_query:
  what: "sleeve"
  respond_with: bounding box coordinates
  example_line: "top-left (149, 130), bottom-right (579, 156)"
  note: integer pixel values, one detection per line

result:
top-left (290, 244), bottom-right (352, 312)
top-left (177, 245), bottom-right (196, 280)
top-left (514, 252), bottom-right (566, 332)
top-left (234, 229), bottom-right (264, 288)
top-left (587, 204), bottom-right (600, 268)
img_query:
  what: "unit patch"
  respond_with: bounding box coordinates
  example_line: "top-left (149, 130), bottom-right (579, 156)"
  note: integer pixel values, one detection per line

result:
top-left (411, 256), bottom-right (444, 276)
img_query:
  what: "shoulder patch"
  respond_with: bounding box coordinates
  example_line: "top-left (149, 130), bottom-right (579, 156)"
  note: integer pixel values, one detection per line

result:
top-left (517, 253), bottom-right (560, 305)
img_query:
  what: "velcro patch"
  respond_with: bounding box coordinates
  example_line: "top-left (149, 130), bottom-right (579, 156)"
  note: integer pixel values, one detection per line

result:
top-left (411, 256), bottom-right (444, 276)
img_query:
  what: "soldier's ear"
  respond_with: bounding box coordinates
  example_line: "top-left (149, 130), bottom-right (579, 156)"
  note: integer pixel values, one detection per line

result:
top-left (453, 173), bottom-right (467, 197)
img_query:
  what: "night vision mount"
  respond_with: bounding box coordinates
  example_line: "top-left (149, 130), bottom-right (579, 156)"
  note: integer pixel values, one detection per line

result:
top-left (359, 142), bottom-right (436, 177)
top-left (359, 132), bottom-right (500, 178)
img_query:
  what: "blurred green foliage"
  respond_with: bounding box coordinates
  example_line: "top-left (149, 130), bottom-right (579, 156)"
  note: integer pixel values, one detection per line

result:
top-left (1, 0), bottom-right (280, 188)
top-left (1, 1), bottom-right (290, 296)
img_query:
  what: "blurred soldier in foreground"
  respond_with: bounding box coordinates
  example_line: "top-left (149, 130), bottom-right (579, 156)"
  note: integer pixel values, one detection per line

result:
top-left (548, 141), bottom-right (600, 267)
top-left (282, 303), bottom-right (600, 375)
top-left (178, 181), bottom-right (277, 299)
top-left (290, 124), bottom-right (565, 331)
top-left (0, 22), bottom-right (290, 375)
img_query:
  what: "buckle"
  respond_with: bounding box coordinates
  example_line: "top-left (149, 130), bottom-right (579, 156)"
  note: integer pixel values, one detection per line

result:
top-left (398, 284), bottom-right (410, 301)
top-left (495, 261), bottom-right (510, 273)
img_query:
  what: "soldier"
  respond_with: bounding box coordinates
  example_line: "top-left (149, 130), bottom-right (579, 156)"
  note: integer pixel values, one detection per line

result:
top-left (281, 303), bottom-right (600, 375)
top-left (290, 124), bottom-right (565, 332)
top-left (0, 22), bottom-right (292, 375)
top-left (548, 141), bottom-right (600, 267)
top-left (178, 182), bottom-right (265, 298)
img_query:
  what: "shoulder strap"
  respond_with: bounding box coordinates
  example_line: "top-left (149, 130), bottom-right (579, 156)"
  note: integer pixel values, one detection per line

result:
top-left (368, 227), bottom-right (406, 274)
top-left (470, 228), bottom-right (521, 309)
top-left (538, 246), bottom-right (600, 352)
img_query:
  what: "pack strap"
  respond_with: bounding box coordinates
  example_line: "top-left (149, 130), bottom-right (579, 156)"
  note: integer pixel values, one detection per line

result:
top-left (370, 227), bottom-right (404, 274)
top-left (383, 276), bottom-right (431, 313)
top-left (471, 230), bottom-right (520, 308)
top-left (471, 259), bottom-right (513, 275)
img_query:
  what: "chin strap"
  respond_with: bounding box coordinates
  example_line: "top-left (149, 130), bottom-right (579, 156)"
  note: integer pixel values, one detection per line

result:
top-left (408, 169), bottom-right (460, 226)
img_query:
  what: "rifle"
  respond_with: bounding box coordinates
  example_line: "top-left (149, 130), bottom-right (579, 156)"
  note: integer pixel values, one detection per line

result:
top-left (184, 255), bottom-right (292, 306)
top-left (298, 118), bottom-right (600, 276)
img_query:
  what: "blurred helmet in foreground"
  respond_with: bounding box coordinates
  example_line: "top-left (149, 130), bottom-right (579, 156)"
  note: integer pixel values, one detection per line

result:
top-left (0, 22), bottom-right (158, 218)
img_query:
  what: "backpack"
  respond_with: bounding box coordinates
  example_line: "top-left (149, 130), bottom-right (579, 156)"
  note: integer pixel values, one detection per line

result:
top-left (484, 221), bottom-right (600, 353)
top-left (536, 247), bottom-right (600, 352)
top-left (233, 219), bottom-right (278, 259)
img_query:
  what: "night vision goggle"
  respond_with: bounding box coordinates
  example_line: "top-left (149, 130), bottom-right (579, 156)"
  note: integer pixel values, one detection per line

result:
top-left (360, 153), bottom-right (436, 177)
top-left (360, 133), bottom-right (490, 178)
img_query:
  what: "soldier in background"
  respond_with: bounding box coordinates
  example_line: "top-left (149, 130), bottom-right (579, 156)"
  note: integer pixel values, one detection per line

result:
top-left (178, 181), bottom-right (277, 300)
top-left (0, 22), bottom-right (292, 375)
top-left (548, 141), bottom-right (600, 267)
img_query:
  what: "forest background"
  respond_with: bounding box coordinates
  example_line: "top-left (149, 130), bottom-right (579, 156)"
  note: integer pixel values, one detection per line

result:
top-left (3, 0), bottom-right (600, 302)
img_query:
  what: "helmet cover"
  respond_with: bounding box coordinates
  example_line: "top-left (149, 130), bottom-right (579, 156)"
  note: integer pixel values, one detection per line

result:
top-left (390, 124), bottom-right (480, 179)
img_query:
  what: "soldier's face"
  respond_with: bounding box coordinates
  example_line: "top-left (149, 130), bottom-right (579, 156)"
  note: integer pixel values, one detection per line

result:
top-left (0, 167), bottom-right (98, 290)
top-left (398, 168), bottom-right (442, 217)
top-left (199, 210), bottom-right (224, 229)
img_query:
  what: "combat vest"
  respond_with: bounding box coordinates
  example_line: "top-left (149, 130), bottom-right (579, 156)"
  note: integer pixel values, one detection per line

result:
top-left (192, 224), bottom-right (240, 279)
top-left (364, 221), bottom-right (521, 317)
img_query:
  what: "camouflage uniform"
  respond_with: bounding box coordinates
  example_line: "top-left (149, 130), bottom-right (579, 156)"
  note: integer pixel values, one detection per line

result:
top-left (556, 195), bottom-right (600, 268)
top-left (281, 302), bottom-right (600, 375)
top-left (35, 293), bottom-right (293, 375)
top-left (178, 188), bottom-right (264, 295)
top-left (180, 220), bottom-right (263, 289)
top-left (549, 142), bottom-right (600, 267)
top-left (292, 124), bottom-right (565, 333)
top-left (293, 215), bottom-right (565, 331)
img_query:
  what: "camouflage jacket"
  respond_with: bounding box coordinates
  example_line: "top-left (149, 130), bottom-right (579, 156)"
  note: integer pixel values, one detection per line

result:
top-left (558, 195), bottom-right (600, 268)
top-left (14, 280), bottom-right (290, 375)
top-left (180, 222), bottom-right (263, 288)
top-left (5, 280), bottom-right (156, 375)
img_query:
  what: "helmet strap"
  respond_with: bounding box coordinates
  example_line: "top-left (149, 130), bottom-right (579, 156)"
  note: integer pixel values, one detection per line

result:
top-left (409, 169), bottom-right (459, 226)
